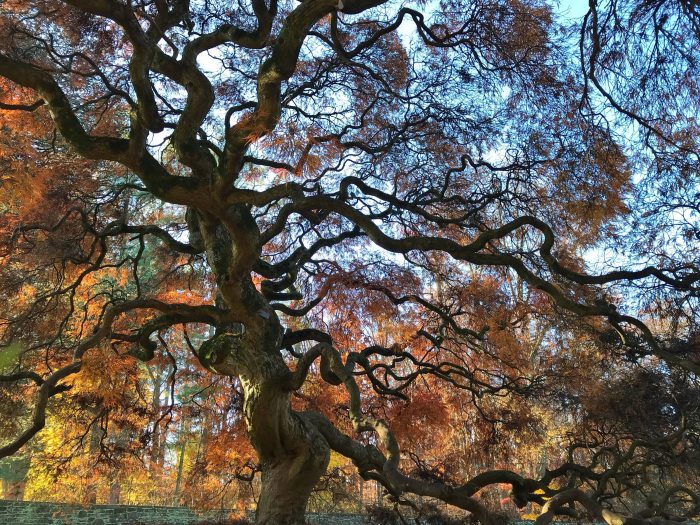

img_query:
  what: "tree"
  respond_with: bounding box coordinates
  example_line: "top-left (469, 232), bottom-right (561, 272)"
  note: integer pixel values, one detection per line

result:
top-left (0, 0), bottom-right (699, 524)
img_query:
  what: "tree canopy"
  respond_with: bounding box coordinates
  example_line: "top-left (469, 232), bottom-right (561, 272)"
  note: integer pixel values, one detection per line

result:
top-left (0, 0), bottom-right (699, 524)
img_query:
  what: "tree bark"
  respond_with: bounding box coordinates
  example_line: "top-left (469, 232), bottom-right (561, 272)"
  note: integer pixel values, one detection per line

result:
top-left (245, 380), bottom-right (331, 524)
top-left (246, 383), bottom-right (330, 524)
top-left (189, 203), bottom-right (335, 523)
top-left (198, 330), bottom-right (330, 524)
top-left (255, 437), bottom-right (329, 524)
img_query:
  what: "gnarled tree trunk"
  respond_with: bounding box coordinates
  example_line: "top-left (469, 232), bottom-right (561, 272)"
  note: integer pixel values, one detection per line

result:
top-left (197, 329), bottom-right (330, 524)
top-left (189, 204), bottom-right (334, 523)
top-left (255, 423), bottom-right (330, 524)
top-left (245, 378), bottom-right (330, 524)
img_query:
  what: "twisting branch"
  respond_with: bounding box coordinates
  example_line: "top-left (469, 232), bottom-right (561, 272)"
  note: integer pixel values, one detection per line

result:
top-left (0, 299), bottom-right (228, 458)
top-left (0, 99), bottom-right (45, 111)
top-left (298, 342), bottom-right (501, 524)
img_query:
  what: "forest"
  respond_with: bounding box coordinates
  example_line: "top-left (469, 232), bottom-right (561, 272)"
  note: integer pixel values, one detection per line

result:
top-left (0, 0), bottom-right (699, 524)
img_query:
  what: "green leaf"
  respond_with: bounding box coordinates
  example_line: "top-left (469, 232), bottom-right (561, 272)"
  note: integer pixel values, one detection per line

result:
top-left (0, 343), bottom-right (24, 372)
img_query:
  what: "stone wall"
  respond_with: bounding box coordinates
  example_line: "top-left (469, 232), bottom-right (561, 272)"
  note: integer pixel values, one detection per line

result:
top-left (307, 513), bottom-right (365, 525)
top-left (0, 500), bottom-right (367, 525)
top-left (0, 500), bottom-right (218, 525)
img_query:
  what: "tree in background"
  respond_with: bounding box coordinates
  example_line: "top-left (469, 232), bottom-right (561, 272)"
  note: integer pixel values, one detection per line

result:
top-left (0, 0), bottom-right (699, 523)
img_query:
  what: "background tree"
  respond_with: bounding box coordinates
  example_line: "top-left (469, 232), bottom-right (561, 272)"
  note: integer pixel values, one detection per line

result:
top-left (0, 0), bottom-right (699, 524)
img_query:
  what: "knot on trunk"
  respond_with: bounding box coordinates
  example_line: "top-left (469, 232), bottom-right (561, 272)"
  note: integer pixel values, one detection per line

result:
top-left (196, 331), bottom-right (288, 380)
top-left (196, 333), bottom-right (242, 374)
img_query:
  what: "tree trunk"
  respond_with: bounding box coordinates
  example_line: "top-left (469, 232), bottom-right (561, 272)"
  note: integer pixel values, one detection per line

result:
top-left (199, 331), bottom-right (330, 525)
top-left (191, 209), bottom-right (334, 522)
top-left (255, 447), bottom-right (328, 525)
top-left (249, 393), bottom-right (330, 525)
top-left (174, 415), bottom-right (189, 505)
top-left (148, 364), bottom-right (163, 465)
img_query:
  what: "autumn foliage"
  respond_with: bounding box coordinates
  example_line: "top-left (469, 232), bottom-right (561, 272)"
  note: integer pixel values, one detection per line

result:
top-left (0, 1), bottom-right (699, 524)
